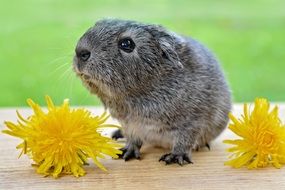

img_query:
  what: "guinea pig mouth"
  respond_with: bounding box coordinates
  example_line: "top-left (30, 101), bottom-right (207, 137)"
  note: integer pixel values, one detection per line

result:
top-left (73, 64), bottom-right (91, 81)
top-left (79, 73), bottom-right (91, 81)
top-left (79, 74), bottom-right (96, 87)
top-left (77, 73), bottom-right (98, 86)
top-left (79, 74), bottom-right (97, 89)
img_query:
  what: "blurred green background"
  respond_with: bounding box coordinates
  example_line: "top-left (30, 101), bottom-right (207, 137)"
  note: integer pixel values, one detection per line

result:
top-left (0, 0), bottom-right (284, 106)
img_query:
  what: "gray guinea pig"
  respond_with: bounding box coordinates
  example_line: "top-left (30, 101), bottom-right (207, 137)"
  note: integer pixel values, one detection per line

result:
top-left (73, 19), bottom-right (232, 165)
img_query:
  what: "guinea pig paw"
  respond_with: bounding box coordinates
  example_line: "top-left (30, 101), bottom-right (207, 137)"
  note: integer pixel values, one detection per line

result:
top-left (111, 129), bottom-right (124, 140)
top-left (159, 153), bottom-right (193, 166)
top-left (118, 145), bottom-right (141, 161)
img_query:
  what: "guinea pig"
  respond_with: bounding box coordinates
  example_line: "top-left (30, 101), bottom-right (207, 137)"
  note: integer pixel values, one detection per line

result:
top-left (73, 19), bottom-right (232, 165)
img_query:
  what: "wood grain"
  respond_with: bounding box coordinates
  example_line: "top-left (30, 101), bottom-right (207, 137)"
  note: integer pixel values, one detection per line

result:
top-left (0, 105), bottom-right (285, 190)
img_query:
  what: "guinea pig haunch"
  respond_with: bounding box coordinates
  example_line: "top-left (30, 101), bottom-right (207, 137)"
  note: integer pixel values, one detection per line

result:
top-left (73, 19), bottom-right (232, 165)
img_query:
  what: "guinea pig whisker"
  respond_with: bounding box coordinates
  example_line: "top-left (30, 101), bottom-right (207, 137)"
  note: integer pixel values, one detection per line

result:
top-left (49, 62), bottom-right (71, 76)
top-left (47, 56), bottom-right (70, 66)
top-left (59, 66), bottom-right (73, 81)
top-left (67, 74), bottom-right (76, 96)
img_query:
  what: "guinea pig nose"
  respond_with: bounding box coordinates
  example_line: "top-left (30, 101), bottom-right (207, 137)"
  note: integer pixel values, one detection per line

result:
top-left (77, 50), bottom-right (91, 62)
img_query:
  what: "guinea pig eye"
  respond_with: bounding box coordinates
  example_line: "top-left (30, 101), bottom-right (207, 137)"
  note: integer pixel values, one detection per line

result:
top-left (118, 38), bottom-right (135, 53)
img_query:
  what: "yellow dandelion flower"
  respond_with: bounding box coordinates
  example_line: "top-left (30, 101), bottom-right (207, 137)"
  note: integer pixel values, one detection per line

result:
top-left (2, 96), bottom-right (122, 178)
top-left (224, 98), bottom-right (285, 169)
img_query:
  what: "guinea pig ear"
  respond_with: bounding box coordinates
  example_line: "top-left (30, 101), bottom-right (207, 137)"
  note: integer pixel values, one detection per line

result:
top-left (144, 25), bottom-right (184, 69)
top-left (158, 38), bottom-right (184, 69)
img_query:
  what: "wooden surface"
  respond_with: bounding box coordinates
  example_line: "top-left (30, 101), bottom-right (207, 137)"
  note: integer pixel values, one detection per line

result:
top-left (0, 104), bottom-right (285, 190)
